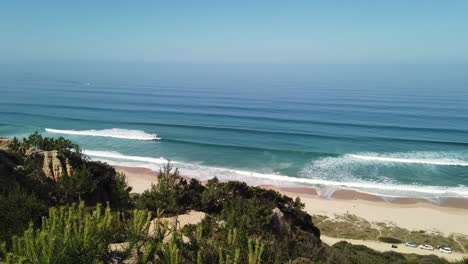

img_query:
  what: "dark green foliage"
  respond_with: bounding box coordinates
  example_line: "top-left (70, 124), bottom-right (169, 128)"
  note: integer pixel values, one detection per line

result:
top-left (174, 178), bottom-right (324, 263)
top-left (332, 241), bottom-right (407, 264)
top-left (0, 134), bottom-right (132, 247)
top-left (80, 161), bottom-right (133, 208)
top-left (60, 161), bottom-right (132, 208)
top-left (0, 186), bottom-right (48, 243)
top-left (329, 241), bottom-right (453, 264)
top-left (379, 237), bottom-right (403, 244)
top-left (23, 131), bottom-right (81, 160)
top-left (61, 164), bottom-right (98, 201)
top-left (135, 163), bottom-right (199, 215)
top-left (7, 137), bottom-right (23, 154)
top-left (290, 258), bottom-right (315, 264)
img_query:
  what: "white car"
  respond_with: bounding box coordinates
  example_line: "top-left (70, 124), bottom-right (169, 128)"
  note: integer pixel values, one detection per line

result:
top-left (419, 244), bottom-right (434, 251)
top-left (439, 247), bottom-right (452, 254)
top-left (405, 242), bottom-right (418, 248)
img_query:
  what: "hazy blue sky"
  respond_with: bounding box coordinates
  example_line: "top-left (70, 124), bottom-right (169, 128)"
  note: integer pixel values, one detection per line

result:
top-left (1, 1), bottom-right (467, 64)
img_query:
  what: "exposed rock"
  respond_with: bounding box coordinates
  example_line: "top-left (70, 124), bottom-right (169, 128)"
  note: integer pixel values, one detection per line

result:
top-left (38, 150), bottom-right (65, 180)
top-left (0, 137), bottom-right (12, 151)
top-left (1, 137), bottom-right (73, 180)
top-left (66, 158), bottom-right (74, 177)
top-left (272, 207), bottom-right (292, 234)
top-left (152, 210), bottom-right (206, 233)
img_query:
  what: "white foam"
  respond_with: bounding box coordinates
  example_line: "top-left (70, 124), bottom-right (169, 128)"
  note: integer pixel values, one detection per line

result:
top-left (45, 128), bottom-right (160, 140)
top-left (349, 154), bottom-right (468, 166)
top-left (83, 149), bottom-right (468, 199)
top-left (83, 150), bottom-right (168, 164)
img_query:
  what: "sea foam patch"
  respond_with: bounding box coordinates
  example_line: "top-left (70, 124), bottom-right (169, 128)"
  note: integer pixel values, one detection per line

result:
top-left (45, 128), bottom-right (160, 140)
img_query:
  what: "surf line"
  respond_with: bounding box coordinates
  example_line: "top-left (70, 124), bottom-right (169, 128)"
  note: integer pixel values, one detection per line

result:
top-left (348, 154), bottom-right (468, 166)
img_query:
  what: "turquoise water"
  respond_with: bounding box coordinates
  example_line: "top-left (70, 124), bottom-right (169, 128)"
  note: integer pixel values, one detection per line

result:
top-left (1, 64), bottom-right (467, 198)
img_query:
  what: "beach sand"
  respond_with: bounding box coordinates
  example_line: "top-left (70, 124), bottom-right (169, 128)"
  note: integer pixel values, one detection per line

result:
top-left (115, 165), bottom-right (468, 237)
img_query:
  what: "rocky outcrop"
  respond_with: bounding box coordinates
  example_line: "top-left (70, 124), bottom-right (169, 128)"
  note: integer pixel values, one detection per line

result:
top-left (65, 158), bottom-right (74, 177)
top-left (0, 137), bottom-right (12, 151)
top-left (39, 150), bottom-right (65, 181)
top-left (272, 207), bottom-right (292, 234)
top-left (0, 137), bottom-right (72, 180)
top-left (30, 150), bottom-right (73, 180)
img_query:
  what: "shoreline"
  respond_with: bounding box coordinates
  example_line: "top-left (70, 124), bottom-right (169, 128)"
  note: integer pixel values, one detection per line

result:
top-left (260, 185), bottom-right (468, 210)
top-left (113, 165), bottom-right (468, 210)
top-left (114, 164), bottom-right (468, 237)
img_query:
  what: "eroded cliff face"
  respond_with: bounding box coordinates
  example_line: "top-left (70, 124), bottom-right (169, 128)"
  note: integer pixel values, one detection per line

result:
top-left (0, 137), bottom-right (12, 151)
top-left (0, 137), bottom-right (73, 180)
top-left (35, 150), bottom-right (73, 180)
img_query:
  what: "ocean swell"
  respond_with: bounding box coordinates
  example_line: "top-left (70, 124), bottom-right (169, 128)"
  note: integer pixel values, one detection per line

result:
top-left (45, 128), bottom-right (160, 140)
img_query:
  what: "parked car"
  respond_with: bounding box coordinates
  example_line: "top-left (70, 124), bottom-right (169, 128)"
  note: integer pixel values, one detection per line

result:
top-left (405, 242), bottom-right (418, 248)
top-left (419, 244), bottom-right (434, 251)
top-left (391, 245), bottom-right (398, 248)
top-left (439, 247), bottom-right (452, 254)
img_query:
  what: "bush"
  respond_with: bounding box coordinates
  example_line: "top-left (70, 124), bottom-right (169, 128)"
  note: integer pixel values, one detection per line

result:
top-left (5, 202), bottom-right (120, 264)
top-left (378, 236), bottom-right (402, 244)
top-left (0, 186), bottom-right (48, 243)
top-left (290, 258), bottom-right (315, 264)
top-left (23, 131), bottom-right (81, 161)
top-left (135, 163), bottom-right (200, 215)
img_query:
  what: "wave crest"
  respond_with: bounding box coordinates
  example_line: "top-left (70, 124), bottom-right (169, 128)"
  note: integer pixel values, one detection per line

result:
top-left (45, 128), bottom-right (160, 140)
top-left (348, 154), bottom-right (468, 166)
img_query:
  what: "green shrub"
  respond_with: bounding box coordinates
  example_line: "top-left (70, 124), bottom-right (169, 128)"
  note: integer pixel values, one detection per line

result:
top-left (5, 202), bottom-right (120, 264)
top-left (135, 163), bottom-right (201, 215)
top-left (0, 186), bottom-right (48, 244)
top-left (23, 131), bottom-right (81, 160)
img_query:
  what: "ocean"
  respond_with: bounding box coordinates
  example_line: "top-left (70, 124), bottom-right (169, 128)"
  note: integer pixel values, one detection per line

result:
top-left (1, 63), bottom-right (467, 199)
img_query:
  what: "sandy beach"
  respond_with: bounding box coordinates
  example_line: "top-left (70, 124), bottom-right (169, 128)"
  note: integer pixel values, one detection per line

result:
top-left (265, 187), bottom-right (468, 236)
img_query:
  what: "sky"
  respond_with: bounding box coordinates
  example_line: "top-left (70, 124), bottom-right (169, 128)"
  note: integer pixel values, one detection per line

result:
top-left (1, 1), bottom-right (467, 64)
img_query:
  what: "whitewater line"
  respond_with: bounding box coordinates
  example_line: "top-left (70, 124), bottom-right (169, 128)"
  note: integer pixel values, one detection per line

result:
top-left (83, 150), bottom-right (169, 164)
top-left (46, 128), bottom-right (160, 140)
top-left (349, 154), bottom-right (468, 166)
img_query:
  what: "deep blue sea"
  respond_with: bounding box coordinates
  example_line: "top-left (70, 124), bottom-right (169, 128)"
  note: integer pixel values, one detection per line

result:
top-left (1, 63), bottom-right (467, 199)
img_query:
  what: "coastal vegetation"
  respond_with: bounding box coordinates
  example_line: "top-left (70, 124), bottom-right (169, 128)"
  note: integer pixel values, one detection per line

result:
top-left (313, 214), bottom-right (468, 253)
top-left (0, 133), bottom-right (467, 263)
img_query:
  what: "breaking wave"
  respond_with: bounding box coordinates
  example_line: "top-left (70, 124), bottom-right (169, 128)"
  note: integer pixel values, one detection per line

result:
top-left (349, 154), bottom-right (468, 166)
top-left (45, 128), bottom-right (160, 140)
